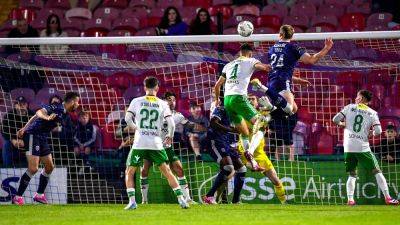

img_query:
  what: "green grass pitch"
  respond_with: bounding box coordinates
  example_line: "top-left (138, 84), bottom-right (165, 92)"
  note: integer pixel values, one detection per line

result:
top-left (2, 204), bottom-right (399, 225)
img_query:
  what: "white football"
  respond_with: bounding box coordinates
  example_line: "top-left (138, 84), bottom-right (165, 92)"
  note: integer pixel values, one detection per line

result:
top-left (237, 21), bottom-right (254, 37)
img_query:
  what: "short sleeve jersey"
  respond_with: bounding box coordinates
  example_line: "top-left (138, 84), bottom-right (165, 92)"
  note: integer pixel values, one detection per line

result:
top-left (25, 103), bottom-right (66, 135)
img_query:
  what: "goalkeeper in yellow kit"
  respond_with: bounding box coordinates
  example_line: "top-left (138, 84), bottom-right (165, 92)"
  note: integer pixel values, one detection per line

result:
top-left (238, 94), bottom-right (286, 204)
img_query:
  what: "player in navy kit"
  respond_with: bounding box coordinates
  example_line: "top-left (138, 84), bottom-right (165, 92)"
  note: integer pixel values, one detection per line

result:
top-left (252, 24), bottom-right (333, 115)
top-left (202, 106), bottom-right (247, 204)
top-left (12, 92), bottom-right (80, 205)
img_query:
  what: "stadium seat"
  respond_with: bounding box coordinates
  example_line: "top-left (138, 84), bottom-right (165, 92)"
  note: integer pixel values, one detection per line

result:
top-left (123, 86), bottom-right (143, 101)
top-left (102, 0), bottom-right (129, 8)
top-left (81, 28), bottom-right (108, 37)
top-left (340, 13), bottom-right (366, 31)
top-left (93, 7), bottom-right (121, 21)
top-left (45, 0), bottom-right (71, 9)
top-left (367, 13), bottom-right (393, 27)
top-left (120, 7), bottom-right (148, 19)
top-left (324, 0), bottom-right (351, 6)
top-left (10, 88), bottom-right (35, 104)
top-left (36, 87), bottom-right (62, 102)
top-left (184, 0), bottom-right (211, 8)
top-left (365, 25), bottom-right (388, 31)
top-left (157, 0), bottom-right (183, 8)
top-left (31, 17), bottom-right (47, 30)
top-left (346, 3), bottom-right (371, 15)
top-left (255, 15), bottom-right (281, 30)
top-left (84, 18), bottom-right (112, 31)
top-left (129, 0), bottom-right (156, 8)
top-left (299, 0), bottom-right (324, 7)
top-left (310, 14), bottom-right (338, 30)
top-left (254, 26), bottom-right (275, 34)
top-left (65, 8), bottom-right (92, 20)
top-left (306, 25), bottom-right (335, 33)
top-left (317, 4), bottom-right (345, 18)
top-left (208, 5), bottom-right (233, 20)
top-left (9, 8), bottom-right (36, 24)
top-left (224, 15), bottom-right (256, 28)
top-left (148, 8), bottom-right (165, 18)
top-left (290, 2), bottom-right (316, 19)
top-left (141, 17), bottom-right (161, 29)
top-left (233, 5), bottom-right (260, 17)
top-left (283, 14), bottom-right (309, 31)
top-left (212, 0), bottom-right (231, 6)
top-left (105, 72), bottom-right (134, 89)
top-left (260, 3), bottom-right (288, 19)
top-left (366, 70), bottom-right (394, 87)
top-left (20, 0), bottom-right (43, 10)
top-left (107, 29), bottom-right (134, 37)
top-left (349, 48), bottom-right (378, 61)
top-left (36, 8), bottom-right (64, 20)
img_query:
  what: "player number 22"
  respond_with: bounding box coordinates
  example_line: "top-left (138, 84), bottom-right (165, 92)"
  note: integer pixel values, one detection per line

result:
top-left (271, 53), bottom-right (284, 68)
top-left (140, 109), bottom-right (159, 129)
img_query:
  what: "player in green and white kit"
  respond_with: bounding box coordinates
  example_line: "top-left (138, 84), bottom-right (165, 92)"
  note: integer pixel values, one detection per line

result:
top-left (214, 43), bottom-right (270, 171)
top-left (140, 92), bottom-right (195, 204)
top-left (124, 76), bottom-right (189, 210)
top-left (333, 90), bottom-right (399, 206)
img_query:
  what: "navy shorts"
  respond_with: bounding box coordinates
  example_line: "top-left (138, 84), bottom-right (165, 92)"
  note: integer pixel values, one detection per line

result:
top-left (268, 78), bottom-right (292, 93)
top-left (206, 138), bottom-right (239, 163)
top-left (269, 111), bottom-right (298, 146)
top-left (23, 133), bottom-right (51, 157)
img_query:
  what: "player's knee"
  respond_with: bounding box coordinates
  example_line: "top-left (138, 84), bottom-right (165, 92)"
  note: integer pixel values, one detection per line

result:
top-left (282, 103), bottom-right (294, 115)
top-left (223, 165), bottom-right (234, 173)
top-left (28, 166), bottom-right (38, 175)
top-left (45, 163), bottom-right (55, 174)
top-left (372, 168), bottom-right (381, 174)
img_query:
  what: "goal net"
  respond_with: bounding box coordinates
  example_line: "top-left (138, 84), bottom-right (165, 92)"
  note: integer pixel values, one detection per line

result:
top-left (0, 31), bottom-right (399, 205)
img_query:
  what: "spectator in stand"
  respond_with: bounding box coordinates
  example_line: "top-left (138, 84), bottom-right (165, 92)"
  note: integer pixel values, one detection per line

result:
top-left (186, 102), bottom-right (209, 161)
top-left (189, 8), bottom-right (215, 35)
top-left (73, 110), bottom-right (97, 173)
top-left (6, 18), bottom-right (39, 54)
top-left (379, 124), bottom-right (400, 163)
top-left (69, 0), bottom-right (102, 12)
top-left (1, 96), bottom-right (34, 167)
top-left (40, 14), bottom-right (69, 55)
top-left (156, 6), bottom-right (188, 36)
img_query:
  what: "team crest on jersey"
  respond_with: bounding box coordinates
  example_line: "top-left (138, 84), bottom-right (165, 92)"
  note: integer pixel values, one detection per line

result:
top-left (35, 145), bottom-right (40, 151)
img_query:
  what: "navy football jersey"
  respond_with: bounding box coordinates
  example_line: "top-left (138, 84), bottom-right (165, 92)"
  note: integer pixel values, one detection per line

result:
top-left (208, 107), bottom-right (235, 144)
top-left (25, 103), bottom-right (66, 135)
top-left (267, 41), bottom-right (305, 83)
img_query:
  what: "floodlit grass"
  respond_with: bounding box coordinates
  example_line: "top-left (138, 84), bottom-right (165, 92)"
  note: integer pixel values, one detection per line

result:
top-left (2, 204), bottom-right (399, 225)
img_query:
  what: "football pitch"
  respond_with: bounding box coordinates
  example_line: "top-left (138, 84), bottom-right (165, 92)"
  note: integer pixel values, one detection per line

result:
top-left (2, 204), bottom-right (399, 225)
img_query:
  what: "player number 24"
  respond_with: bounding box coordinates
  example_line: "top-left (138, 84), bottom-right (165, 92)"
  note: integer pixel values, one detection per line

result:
top-left (271, 53), bottom-right (284, 68)
top-left (140, 109), bottom-right (159, 129)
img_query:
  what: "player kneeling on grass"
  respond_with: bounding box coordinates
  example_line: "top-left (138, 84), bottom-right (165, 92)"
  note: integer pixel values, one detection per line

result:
top-left (214, 43), bottom-right (270, 172)
top-left (12, 92), bottom-right (80, 205)
top-left (332, 90), bottom-right (399, 206)
top-left (238, 94), bottom-right (286, 204)
top-left (202, 105), bottom-right (246, 204)
top-left (124, 76), bottom-right (189, 210)
top-left (251, 24), bottom-right (332, 115)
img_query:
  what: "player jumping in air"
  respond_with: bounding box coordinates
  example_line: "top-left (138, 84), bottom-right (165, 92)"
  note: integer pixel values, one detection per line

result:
top-left (238, 94), bottom-right (286, 204)
top-left (140, 92), bottom-right (195, 205)
top-left (332, 90), bottom-right (399, 206)
top-left (214, 43), bottom-right (270, 171)
top-left (124, 76), bottom-right (189, 210)
top-left (12, 92), bottom-right (80, 205)
top-left (251, 24), bottom-right (333, 115)
top-left (202, 105), bottom-right (247, 204)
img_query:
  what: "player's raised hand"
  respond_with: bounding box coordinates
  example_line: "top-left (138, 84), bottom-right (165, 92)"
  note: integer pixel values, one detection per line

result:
top-left (17, 128), bottom-right (25, 138)
top-left (163, 136), bottom-right (172, 147)
top-left (325, 38), bottom-right (333, 49)
top-left (47, 113), bottom-right (57, 121)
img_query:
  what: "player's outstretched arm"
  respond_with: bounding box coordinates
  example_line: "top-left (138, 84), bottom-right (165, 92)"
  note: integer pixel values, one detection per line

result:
top-left (254, 62), bottom-right (271, 72)
top-left (17, 114), bottom-right (37, 138)
top-left (214, 74), bottom-right (226, 106)
top-left (36, 108), bottom-right (56, 121)
top-left (210, 117), bottom-right (237, 134)
top-left (292, 76), bottom-right (312, 86)
top-left (300, 38), bottom-right (333, 65)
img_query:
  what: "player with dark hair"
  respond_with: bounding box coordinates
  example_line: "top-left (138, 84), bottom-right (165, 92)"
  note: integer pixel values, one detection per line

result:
top-left (251, 24), bottom-right (333, 115)
top-left (333, 90), bottom-right (399, 206)
top-left (124, 76), bottom-right (189, 210)
top-left (12, 92), bottom-right (80, 205)
top-left (202, 105), bottom-right (247, 204)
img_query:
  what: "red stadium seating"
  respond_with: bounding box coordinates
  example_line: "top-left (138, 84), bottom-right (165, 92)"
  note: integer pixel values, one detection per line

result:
top-left (336, 72), bottom-right (364, 86)
top-left (283, 14), bottom-right (309, 31)
top-left (255, 15), bottom-right (281, 30)
top-left (233, 5), bottom-right (260, 17)
top-left (134, 27), bottom-right (157, 36)
top-left (121, 7), bottom-right (148, 19)
top-left (84, 17), bottom-right (112, 31)
top-left (224, 15), bottom-right (256, 28)
top-left (31, 17), bottom-right (47, 30)
top-left (254, 26), bottom-right (275, 34)
top-left (65, 7), bottom-right (92, 20)
top-left (44, 0), bottom-right (71, 9)
top-left (36, 8), bottom-right (64, 20)
top-left (290, 2), bottom-right (317, 19)
top-left (93, 7), bottom-right (121, 21)
top-left (340, 13), bottom-right (366, 31)
top-left (148, 8), bottom-right (165, 18)
top-left (112, 17), bottom-right (140, 34)
top-left (208, 5), bottom-right (233, 20)
top-left (100, 124), bottom-right (120, 150)
top-left (157, 0), bottom-right (183, 8)
top-left (317, 4), bottom-right (345, 18)
top-left (184, 0), bottom-right (211, 8)
top-left (20, 0), bottom-right (43, 10)
top-left (324, 0), bottom-right (352, 6)
top-left (105, 72), bottom-right (135, 89)
top-left (260, 3), bottom-right (288, 19)
top-left (316, 131), bottom-right (334, 155)
top-left (311, 14), bottom-right (338, 30)
top-left (129, 0), bottom-right (156, 8)
top-left (10, 88), bottom-right (35, 104)
top-left (306, 25), bottom-right (335, 33)
top-left (346, 3), bottom-right (371, 15)
top-left (212, 0), bottom-right (231, 6)
top-left (9, 8), bottom-right (36, 24)
top-left (102, 0), bottom-right (129, 8)
top-left (367, 13), bottom-right (393, 27)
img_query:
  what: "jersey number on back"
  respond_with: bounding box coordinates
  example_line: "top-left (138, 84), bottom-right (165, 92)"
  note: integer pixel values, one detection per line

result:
top-left (353, 115), bottom-right (363, 132)
top-left (140, 109), bottom-right (159, 129)
top-left (271, 54), bottom-right (284, 68)
top-left (229, 64), bottom-right (239, 79)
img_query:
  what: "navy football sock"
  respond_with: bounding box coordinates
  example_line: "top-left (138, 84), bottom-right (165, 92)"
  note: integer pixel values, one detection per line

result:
top-left (232, 172), bottom-right (246, 203)
top-left (16, 171), bottom-right (33, 196)
top-left (206, 169), bottom-right (230, 197)
top-left (37, 171), bottom-right (50, 194)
